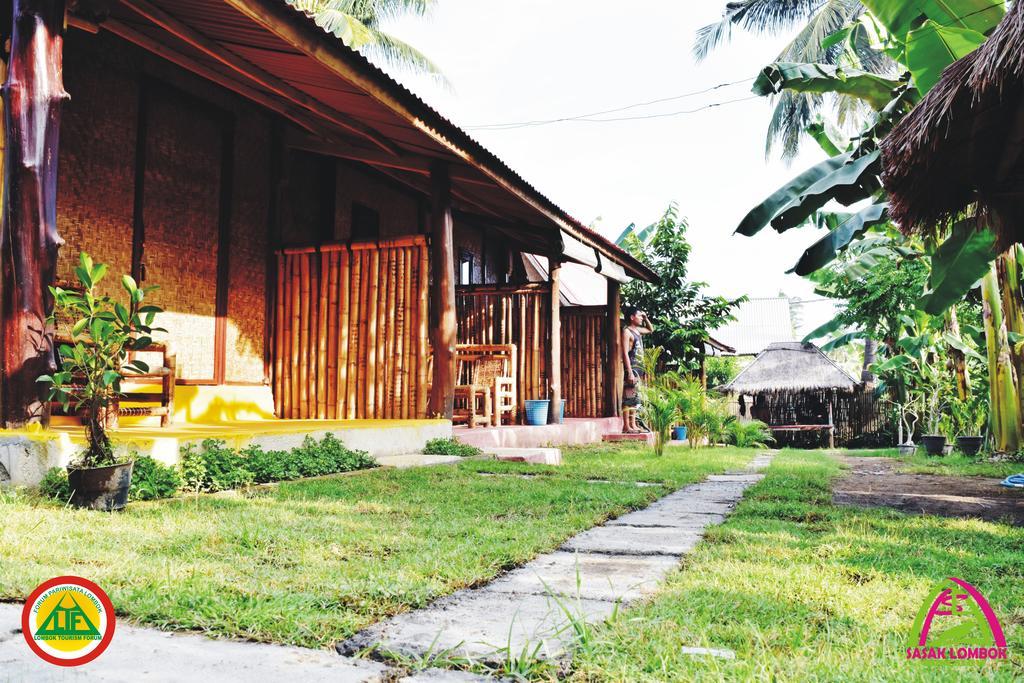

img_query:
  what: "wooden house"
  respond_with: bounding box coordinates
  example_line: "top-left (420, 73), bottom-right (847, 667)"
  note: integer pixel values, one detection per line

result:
top-left (0, 0), bottom-right (656, 441)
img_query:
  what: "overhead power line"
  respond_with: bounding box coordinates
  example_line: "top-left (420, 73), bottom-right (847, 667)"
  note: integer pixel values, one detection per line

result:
top-left (466, 5), bottom-right (1007, 131)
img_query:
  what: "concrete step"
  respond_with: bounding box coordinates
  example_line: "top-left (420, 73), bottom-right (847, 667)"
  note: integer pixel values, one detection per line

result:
top-left (602, 432), bottom-right (654, 444)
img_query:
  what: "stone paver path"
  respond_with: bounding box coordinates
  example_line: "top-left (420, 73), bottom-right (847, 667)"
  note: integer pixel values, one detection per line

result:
top-left (0, 603), bottom-right (387, 683)
top-left (339, 452), bottom-right (775, 664)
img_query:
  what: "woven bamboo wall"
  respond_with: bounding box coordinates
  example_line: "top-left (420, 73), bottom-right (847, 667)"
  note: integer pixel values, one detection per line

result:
top-left (455, 284), bottom-right (551, 412)
top-left (274, 237), bottom-right (429, 419)
top-left (561, 307), bottom-right (606, 417)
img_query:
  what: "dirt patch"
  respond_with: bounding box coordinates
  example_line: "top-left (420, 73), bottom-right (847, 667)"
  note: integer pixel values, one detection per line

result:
top-left (833, 456), bottom-right (1024, 526)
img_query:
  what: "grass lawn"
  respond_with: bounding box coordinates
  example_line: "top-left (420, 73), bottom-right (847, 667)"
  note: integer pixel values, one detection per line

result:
top-left (0, 444), bottom-right (755, 649)
top-left (567, 449), bottom-right (1024, 682)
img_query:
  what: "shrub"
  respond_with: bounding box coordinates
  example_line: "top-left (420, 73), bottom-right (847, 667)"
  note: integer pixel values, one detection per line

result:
top-left (727, 420), bottom-right (775, 449)
top-left (244, 434), bottom-right (376, 484)
top-left (179, 439), bottom-right (253, 492)
top-left (422, 437), bottom-right (482, 457)
top-left (39, 467), bottom-right (71, 501)
top-left (128, 456), bottom-right (182, 501)
top-left (243, 444), bottom-right (297, 484)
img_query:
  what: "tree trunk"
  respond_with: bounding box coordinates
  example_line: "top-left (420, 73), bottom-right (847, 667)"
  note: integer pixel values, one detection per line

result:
top-left (997, 246), bottom-right (1024, 416)
top-left (944, 307), bottom-right (970, 401)
top-left (0, 0), bottom-right (67, 427)
top-left (860, 338), bottom-right (876, 385)
top-left (982, 264), bottom-right (1021, 453)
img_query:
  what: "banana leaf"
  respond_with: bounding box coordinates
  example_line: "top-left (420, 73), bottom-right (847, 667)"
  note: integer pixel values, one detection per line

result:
top-left (789, 202), bottom-right (889, 275)
top-left (905, 20), bottom-right (987, 93)
top-left (736, 154), bottom-right (851, 236)
top-left (753, 62), bottom-right (906, 110)
top-left (821, 330), bottom-right (867, 352)
top-left (917, 223), bottom-right (997, 315)
top-left (771, 150), bottom-right (882, 232)
top-left (860, 0), bottom-right (1004, 40)
top-left (802, 313), bottom-right (846, 343)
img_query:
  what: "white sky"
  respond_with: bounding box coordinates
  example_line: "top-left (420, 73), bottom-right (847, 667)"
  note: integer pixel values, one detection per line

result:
top-left (379, 0), bottom-right (836, 312)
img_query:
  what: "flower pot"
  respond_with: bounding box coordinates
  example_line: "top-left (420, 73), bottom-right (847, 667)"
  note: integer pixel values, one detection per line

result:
top-left (672, 426), bottom-right (688, 441)
top-left (68, 461), bottom-right (134, 511)
top-left (921, 435), bottom-right (947, 456)
top-left (552, 399), bottom-right (566, 424)
top-left (956, 435), bottom-right (984, 456)
top-left (524, 400), bottom-right (550, 426)
top-left (897, 443), bottom-right (916, 456)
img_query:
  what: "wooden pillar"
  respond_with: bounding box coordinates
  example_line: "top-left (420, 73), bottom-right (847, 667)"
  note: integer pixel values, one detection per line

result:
top-left (427, 161), bottom-right (455, 419)
top-left (548, 257), bottom-right (561, 423)
top-left (605, 278), bottom-right (621, 417)
top-left (0, 0), bottom-right (68, 427)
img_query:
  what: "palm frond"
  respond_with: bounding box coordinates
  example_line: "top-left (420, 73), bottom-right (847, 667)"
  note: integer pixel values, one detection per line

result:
top-left (361, 31), bottom-right (452, 89)
top-left (694, 0), bottom-right (821, 61)
top-left (766, 90), bottom-right (819, 160)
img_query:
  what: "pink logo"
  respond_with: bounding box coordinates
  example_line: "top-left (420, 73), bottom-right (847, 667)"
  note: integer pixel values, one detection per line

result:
top-left (907, 577), bottom-right (1008, 662)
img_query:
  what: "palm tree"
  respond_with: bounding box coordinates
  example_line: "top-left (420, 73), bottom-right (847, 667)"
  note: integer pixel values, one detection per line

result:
top-left (694, 0), bottom-right (895, 159)
top-left (288, 0), bottom-right (448, 85)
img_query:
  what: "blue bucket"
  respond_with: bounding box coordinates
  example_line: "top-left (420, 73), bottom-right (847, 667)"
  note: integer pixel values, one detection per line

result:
top-left (524, 400), bottom-right (550, 426)
top-left (672, 426), bottom-right (687, 441)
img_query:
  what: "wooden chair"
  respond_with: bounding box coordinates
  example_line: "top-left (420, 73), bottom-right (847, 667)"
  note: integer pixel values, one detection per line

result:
top-left (453, 357), bottom-right (493, 428)
top-left (51, 336), bottom-right (177, 427)
top-left (453, 344), bottom-right (517, 427)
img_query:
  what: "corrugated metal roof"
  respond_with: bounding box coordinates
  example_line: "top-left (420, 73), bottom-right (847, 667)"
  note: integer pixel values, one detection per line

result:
top-left (106, 0), bottom-right (655, 281)
top-left (711, 297), bottom-right (795, 356)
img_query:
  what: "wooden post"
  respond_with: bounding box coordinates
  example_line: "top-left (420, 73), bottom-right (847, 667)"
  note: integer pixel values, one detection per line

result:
top-left (427, 161), bottom-right (456, 419)
top-left (548, 257), bottom-right (561, 423)
top-left (605, 278), bottom-right (621, 418)
top-left (0, 0), bottom-right (68, 427)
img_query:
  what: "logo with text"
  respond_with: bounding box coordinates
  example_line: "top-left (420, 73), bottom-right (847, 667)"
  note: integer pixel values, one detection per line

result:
top-left (907, 577), bottom-right (1007, 662)
top-left (22, 576), bottom-right (115, 666)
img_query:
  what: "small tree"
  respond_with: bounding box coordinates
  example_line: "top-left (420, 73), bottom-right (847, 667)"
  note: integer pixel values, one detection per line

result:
top-left (38, 253), bottom-right (163, 467)
top-left (622, 204), bottom-right (741, 373)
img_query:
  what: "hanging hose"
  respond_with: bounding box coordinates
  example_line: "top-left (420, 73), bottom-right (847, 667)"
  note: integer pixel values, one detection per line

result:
top-left (999, 474), bottom-right (1024, 488)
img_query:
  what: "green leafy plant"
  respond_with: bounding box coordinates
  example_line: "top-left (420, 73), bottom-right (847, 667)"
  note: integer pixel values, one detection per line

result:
top-left (38, 467), bottom-right (71, 502)
top-left (727, 420), bottom-right (776, 449)
top-left (637, 347), bottom-right (679, 456)
top-left (38, 252), bottom-right (163, 468)
top-left (237, 434), bottom-right (377, 485)
top-left (422, 437), bottom-right (482, 457)
top-left (128, 456), bottom-right (182, 501)
top-left (180, 439), bottom-right (253, 492)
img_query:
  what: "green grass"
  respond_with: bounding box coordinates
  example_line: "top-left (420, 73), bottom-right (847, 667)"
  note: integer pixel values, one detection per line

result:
top-left (838, 446), bottom-right (1024, 478)
top-left (566, 449), bottom-right (1024, 682)
top-left (459, 443), bottom-right (756, 487)
top-left (897, 452), bottom-right (1024, 479)
top-left (0, 443), bottom-right (755, 649)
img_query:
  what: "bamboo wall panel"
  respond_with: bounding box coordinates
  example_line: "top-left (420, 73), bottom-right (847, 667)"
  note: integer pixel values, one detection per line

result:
top-left (561, 308), bottom-right (606, 418)
top-left (456, 284), bottom-right (551, 413)
top-left (275, 237), bottom-right (429, 419)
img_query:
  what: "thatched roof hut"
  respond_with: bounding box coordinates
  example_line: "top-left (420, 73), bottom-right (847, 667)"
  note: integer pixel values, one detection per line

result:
top-left (722, 342), bottom-right (858, 394)
top-left (882, 1), bottom-right (1024, 245)
top-left (720, 343), bottom-right (883, 448)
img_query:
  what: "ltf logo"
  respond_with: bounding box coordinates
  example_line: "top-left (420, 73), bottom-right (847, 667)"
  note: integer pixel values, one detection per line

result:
top-left (907, 577), bottom-right (1008, 662)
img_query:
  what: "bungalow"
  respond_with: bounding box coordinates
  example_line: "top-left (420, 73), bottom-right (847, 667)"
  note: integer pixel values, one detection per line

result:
top-left (0, 0), bottom-right (654, 481)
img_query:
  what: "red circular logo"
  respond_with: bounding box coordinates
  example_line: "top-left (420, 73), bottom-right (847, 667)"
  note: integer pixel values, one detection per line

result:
top-left (21, 576), bottom-right (116, 666)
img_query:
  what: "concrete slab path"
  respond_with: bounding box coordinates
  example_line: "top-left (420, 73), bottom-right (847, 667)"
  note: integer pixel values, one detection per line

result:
top-left (339, 452), bottom-right (775, 664)
top-left (0, 604), bottom-right (387, 683)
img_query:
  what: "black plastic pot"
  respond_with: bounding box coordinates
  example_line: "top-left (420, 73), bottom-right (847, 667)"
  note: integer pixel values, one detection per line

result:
top-left (68, 461), bottom-right (134, 511)
top-left (920, 435), bottom-right (947, 457)
top-left (956, 435), bottom-right (984, 456)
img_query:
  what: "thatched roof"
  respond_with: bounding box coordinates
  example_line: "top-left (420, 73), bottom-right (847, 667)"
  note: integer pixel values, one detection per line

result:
top-left (882, 2), bottom-right (1024, 245)
top-left (721, 342), bottom-right (859, 394)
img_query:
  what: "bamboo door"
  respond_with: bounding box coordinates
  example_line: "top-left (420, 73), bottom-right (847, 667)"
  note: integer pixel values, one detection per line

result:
top-left (561, 307), bottom-right (606, 417)
top-left (274, 237), bottom-right (430, 419)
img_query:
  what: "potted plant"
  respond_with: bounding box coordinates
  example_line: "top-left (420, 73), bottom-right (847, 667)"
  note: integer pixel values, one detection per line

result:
top-left (919, 389), bottom-right (947, 456)
top-left (950, 395), bottom-right (987, 456)
top-left (38, 253), bottom-right (163, 510)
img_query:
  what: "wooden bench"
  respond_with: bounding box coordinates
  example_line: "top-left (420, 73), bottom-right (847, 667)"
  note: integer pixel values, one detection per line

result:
top-left (769, 424), bottom-right (834, 448)
top-left (50, 336), bottom-right (177, 427)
